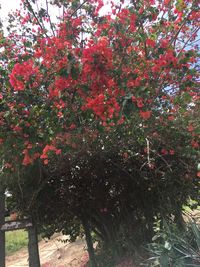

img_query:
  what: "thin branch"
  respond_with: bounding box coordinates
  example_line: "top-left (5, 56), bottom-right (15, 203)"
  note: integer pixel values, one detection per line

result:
top-left (170, 8), bottom-right (194, 47)
top-left (17, 169), bottom-right (24, 202)
top-left (68, 0), bottom-right (88, 19)
top-left (132, 0), bottom-right (148, 59)
top-left (46, 0), bottom-right (56, 37)
top-left (150, 149), bottom-right (173, 172)
top-left (178, 27), bottom-right (200, 56)
top-left (24, 0), bottom-right (49, 38)
top-left (36, 0), bottom-right (46, 32)
top-left (146, 138), bottom-right (151, 167)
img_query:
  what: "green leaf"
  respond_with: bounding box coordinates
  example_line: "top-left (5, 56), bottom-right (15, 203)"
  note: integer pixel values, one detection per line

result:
top-left (190, 222), bottom-right (200, 250)
top-left (71, 66), bottom-right (79, 80)
top-left (38, 8), bottom-right (47, 18)
top-left (58, 68), bottom-right (69, 78)
top-left (160, 253), bottom-right (169, 267)
top-left (24, 41), bottom-right (32, 47)
top-left (176, 0), bottom-right (184, 11)
top-left (197, 163), bottom-right (200, 171)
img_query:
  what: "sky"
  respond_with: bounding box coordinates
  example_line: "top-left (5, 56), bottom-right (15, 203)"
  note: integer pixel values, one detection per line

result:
top-left (0, 0), bottom-right (114, 36)
top-left (0, 0), bottom-right (21, 20)
top-left (0, 0), bottom-right (112, 27)
top-left (0, 0), bottom-right (112, 17)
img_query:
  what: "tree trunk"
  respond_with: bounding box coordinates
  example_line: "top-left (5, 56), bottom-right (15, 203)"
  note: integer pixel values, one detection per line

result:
top-left (28, 224), bottom-right (40, 267)
top-left (0, 189), bottom-right (5, 267)
top-left (82, 217), bottom-right (97, 267)
top-left (175, 206), bottom-right (185, 230)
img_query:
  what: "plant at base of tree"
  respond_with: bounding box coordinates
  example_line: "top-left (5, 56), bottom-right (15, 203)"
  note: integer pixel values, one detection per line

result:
top-left (146, 219), bottom-right (200, 267)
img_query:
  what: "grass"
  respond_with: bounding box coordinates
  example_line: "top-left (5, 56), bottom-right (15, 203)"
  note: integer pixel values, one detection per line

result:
top-left (6, 229), bottom-right (28, 255)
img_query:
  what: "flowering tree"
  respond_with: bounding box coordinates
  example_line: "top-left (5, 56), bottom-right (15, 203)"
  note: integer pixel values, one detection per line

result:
top-left (0, 0), bottom-right (200, 265)
top-left (0, 0), bottom-right (199, 166)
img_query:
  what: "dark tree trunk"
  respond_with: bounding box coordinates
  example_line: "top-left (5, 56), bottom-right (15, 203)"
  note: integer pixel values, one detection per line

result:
top-left (82, 217), bottom-right (97, 267)
top-left (28, 224), bottom-right (40, 267)
top-left (175, 206), bottom-right (185, 230)
top-left (0, 188), bottom-right (5, 267)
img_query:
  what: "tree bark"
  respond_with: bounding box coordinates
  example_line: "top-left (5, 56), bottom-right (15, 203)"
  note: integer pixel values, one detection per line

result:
top-left (28, 224), bottom-right (40, 267)
top-left (175, 206), bottom-right (185, 230)
top-left (82, 217), bottom-right (97, 267)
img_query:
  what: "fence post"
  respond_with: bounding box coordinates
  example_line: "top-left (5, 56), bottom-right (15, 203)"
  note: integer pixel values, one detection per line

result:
top-left (0, 189), bottom-right (5, 267)
top-left (28, 224), bottom-right (41, 267)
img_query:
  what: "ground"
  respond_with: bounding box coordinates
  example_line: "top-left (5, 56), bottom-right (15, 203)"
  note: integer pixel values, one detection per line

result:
top-left (6, 235), bottom-right (89, 267)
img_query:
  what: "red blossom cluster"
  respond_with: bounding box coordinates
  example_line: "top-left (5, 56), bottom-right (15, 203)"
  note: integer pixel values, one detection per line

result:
top-left (0, 0), bottom-right (199, 169)
top-left (40, 144), bottom-right (61, 165)
top-left (9, 60), bottom-right (40, 91)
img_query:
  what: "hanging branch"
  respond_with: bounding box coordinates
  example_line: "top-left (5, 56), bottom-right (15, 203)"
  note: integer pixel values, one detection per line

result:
top-left (24, 0), bottom-right (49, 38)
top-left (146, 138), bottom-right (151, 167)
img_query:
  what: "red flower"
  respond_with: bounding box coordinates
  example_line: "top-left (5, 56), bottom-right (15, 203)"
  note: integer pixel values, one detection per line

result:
top-left (44, 159), bottom-right (49, 165)
top-left (168, 115), bottom-right (175, 121)
top-left (13, 125), bottom-right (22, 132)
top-left (132, 96), bottom-right (136, 102)
top-left (40, 144), bottom-right (61, 160)
top-left (137, 99), bottom-right (144, 108)
top-left (160, 39), bottom-right (169, 48)
top-left (55, 149), bottom-right (61, 155)
top-left (188, 125), bottom-right (194, 132)
top-left (4, 163), bottom-right (12, 169)
top-left (57, 112), bottom-right (63, 118)
top-left (140, 110), bottom-right (151, 120)
top-left (191, 140), bottom-right (199, 148)
top-left (9, 60), bottom-right (39, 91)
top-left (161, 149), bottom-right (168, 155)
top-left (146, 38), bottom-right (156, 48)
top-left (22, 149), bottom-right (32, 166)
top-left (69, 123), bottom-right (76, 130)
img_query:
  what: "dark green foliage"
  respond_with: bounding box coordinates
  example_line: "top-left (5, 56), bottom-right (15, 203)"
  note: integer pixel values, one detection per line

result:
top-left (146, 220), bottom-right (200, 267)
top-left (4, 118), bottom-right (200, 265)
top-left (5, 126), bottom-right (199, 248)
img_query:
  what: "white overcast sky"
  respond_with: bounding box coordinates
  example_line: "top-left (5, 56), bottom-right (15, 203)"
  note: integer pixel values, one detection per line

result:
top-left (0, 0), bottom-right (112, 20)
top-left (0, 0), bottom-right (119, 33)
top-left (0, 0), bottom-right (21, 19)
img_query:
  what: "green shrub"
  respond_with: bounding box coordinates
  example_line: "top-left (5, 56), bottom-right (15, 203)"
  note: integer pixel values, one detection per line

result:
top-left (146, 219), bottom-right (200, 267)
top-left (6, 230), bottom-right (28, 255)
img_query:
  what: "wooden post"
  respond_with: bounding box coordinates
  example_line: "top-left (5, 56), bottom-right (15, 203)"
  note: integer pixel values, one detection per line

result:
top-left (1, 219), bottom-right (40, 267)
top-left (28, 224), bottom-right (41, 267)
top-left (0, 189), bottom-right (5, 267)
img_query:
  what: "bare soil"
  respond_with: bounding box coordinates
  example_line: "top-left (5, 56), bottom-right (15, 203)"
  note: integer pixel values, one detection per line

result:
top-left (6, 235), bottom-right (89, 267)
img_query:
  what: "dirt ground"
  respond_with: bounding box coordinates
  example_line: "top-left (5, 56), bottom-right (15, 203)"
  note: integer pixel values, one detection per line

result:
top-left (6, 235), bottom-right (89, 267)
